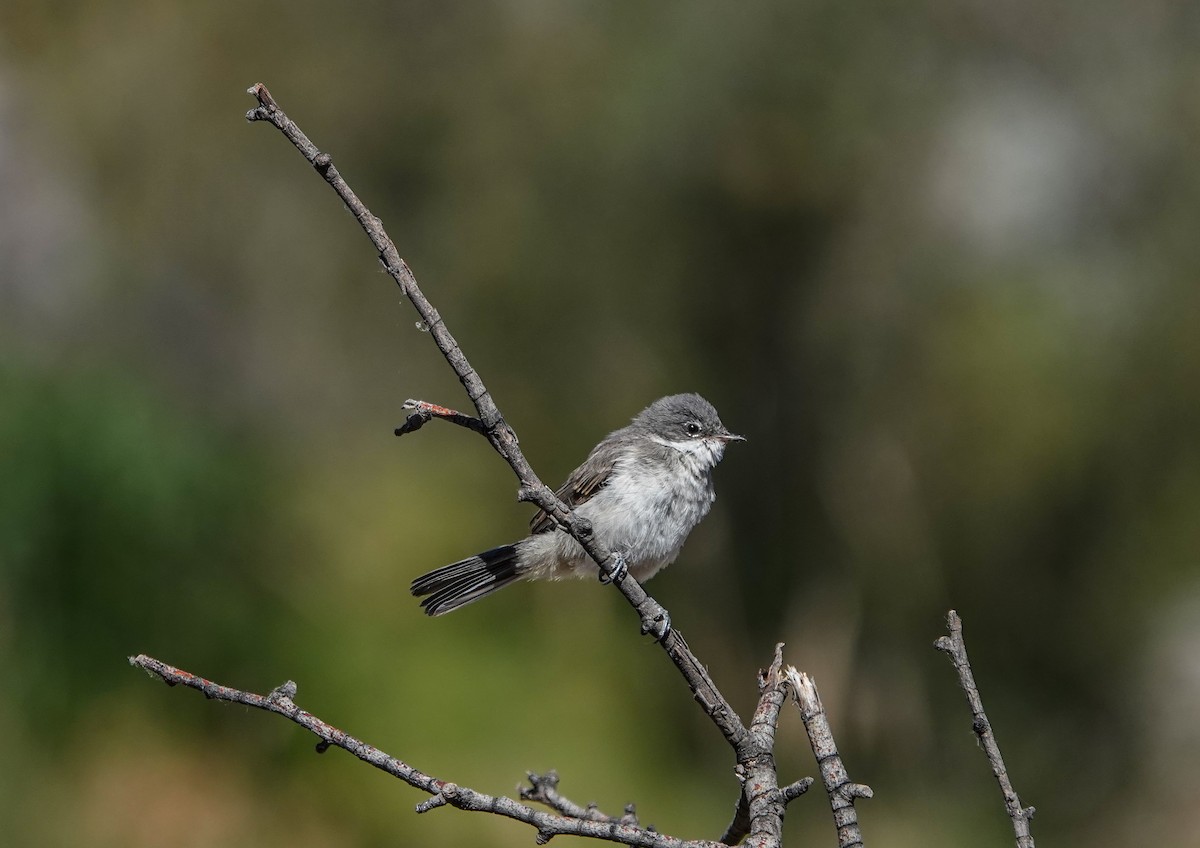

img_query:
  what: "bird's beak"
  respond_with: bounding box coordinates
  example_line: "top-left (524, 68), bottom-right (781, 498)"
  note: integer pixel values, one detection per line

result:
top-left (717, 431), bottom-right (746, 443)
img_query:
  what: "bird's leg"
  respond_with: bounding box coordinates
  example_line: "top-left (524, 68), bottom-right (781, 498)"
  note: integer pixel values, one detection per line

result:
top-left (598, 550), bottom-right (628, 585)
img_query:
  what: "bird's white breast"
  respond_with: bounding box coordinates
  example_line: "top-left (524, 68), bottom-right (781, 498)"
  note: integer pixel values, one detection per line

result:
top-left (572, 439), bottom-right (719, 580)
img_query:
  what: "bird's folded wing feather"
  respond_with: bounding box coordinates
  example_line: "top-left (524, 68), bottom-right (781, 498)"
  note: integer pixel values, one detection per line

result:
top-left (529, 450), bottom-right (617, 534)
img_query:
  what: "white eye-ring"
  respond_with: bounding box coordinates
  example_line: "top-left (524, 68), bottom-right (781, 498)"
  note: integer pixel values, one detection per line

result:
top-left (684, 421), bottom-right (702, 436)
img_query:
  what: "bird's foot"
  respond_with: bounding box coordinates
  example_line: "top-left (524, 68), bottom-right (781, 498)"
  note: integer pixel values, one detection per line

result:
top-left (599, 552), bottom-right (628, 585)
top-left (640, 609), bottom-right (672, 642)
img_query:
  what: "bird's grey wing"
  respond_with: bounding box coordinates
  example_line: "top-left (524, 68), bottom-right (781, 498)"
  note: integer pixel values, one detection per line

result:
top-left (529, 450), bottom-right (617, 534)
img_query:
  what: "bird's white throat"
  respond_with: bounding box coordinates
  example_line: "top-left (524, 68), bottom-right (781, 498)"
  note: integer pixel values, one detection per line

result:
top-left (649, 435), bottom-right (726, 468)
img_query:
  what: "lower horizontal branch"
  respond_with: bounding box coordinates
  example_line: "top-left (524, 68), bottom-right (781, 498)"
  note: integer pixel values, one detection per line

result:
top-left (129, 654), bottom-right (722, 848)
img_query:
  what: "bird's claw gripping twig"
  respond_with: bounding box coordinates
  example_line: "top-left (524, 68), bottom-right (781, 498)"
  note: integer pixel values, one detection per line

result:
top-left (641, 610), bottom-right (672, 642)
top-left (599, 552), bottom-right (628, 585)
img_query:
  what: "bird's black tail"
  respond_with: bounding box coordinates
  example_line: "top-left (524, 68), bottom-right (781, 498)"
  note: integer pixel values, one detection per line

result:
top-left (410, 544), bottom-right (523, 616)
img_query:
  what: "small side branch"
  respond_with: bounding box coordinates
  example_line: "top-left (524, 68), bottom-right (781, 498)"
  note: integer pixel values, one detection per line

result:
top-left (717, 793), bottom-right (750, 847)
top-left (129, 654), bottom-right (722, 848)
top-left (521, 771), bottom-right (642, 827)
top-left (786, 669), bottom-right (872, 848)
top-left (934, 610), bottom-right (1036, 848)
top-left (780, 780), bottom-right (814, 804)
top-left (395, 398), bottom-right (488, 437)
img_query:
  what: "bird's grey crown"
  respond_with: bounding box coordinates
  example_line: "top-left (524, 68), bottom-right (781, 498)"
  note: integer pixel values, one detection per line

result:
top-left (630, 392), bottom-right (733, 442)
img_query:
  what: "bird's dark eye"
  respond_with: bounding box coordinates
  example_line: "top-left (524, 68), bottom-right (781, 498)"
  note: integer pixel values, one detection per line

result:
top-left (685, 421), bottom-right (702, 436)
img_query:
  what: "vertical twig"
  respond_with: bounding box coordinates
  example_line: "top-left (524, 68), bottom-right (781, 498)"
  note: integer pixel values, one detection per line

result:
top-left (786, 669), bottom-right (872, 848)
top-left (934, 610), bottom-right (1036, 848)
top-left (740, 645), bottom-right (790, 847)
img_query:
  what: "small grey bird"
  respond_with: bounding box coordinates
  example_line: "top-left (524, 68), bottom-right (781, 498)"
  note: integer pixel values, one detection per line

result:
top-left (411, 393), bottom-right (743, 616)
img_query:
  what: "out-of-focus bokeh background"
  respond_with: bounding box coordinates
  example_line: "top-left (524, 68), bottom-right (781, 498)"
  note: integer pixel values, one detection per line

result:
top-left (3, 2), bottom-right (1199, 846)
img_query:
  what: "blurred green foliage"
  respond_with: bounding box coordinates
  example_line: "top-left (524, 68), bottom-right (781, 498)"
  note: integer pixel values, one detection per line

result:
top-left (2, 2), bottom-right (1199, 846)
top-left (0, 367), bottom-right (283, 723)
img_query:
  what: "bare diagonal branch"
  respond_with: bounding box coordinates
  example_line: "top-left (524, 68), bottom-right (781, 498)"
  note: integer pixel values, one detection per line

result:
top-left (243, 81), bottom-right (747, 752)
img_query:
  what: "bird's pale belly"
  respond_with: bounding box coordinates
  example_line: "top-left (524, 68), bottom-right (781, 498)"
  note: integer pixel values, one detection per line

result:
top-left (528, 459), bottom-right (716, 581)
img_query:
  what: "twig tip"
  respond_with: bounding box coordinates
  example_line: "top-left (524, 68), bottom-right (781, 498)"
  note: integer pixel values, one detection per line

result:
top-left (415, 793), bottom-right (448, 814)
top-left (247, 82), bottom-right (277, 109)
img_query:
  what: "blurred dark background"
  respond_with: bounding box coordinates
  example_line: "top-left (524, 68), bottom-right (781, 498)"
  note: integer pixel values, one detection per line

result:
top-left (2, 2), bottom-right (1199, 846)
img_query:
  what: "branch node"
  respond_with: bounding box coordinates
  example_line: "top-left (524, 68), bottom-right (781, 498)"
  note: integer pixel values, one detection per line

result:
top-left (313, 152), bottom-right (332, 173)
top-left (519, 770), bottom-right (562, 803)
top-left (268, 680), bottom-right (297, 702)
top-left (314, 739), bottom-right (331, 754)
top-left (535, 828), bottom-right (555, 845)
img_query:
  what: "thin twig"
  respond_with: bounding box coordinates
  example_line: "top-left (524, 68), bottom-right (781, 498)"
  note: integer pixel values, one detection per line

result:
top-left (786, 669), bottom-right (872, 848)
top-left (128, 654), bottom-right (720, 848)
top-left (521, 771), bottom-right (641, 827)
top-left (780, 780), bottom-right (813, 804)
top-left (934, 610), bottom-right (1035, 848)
top-left (244, 81), bottom-right (747, 753)
top-left (717, 792), bottom-right (750, 847)
top-left (394, 398), bottom-right (488, 437)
